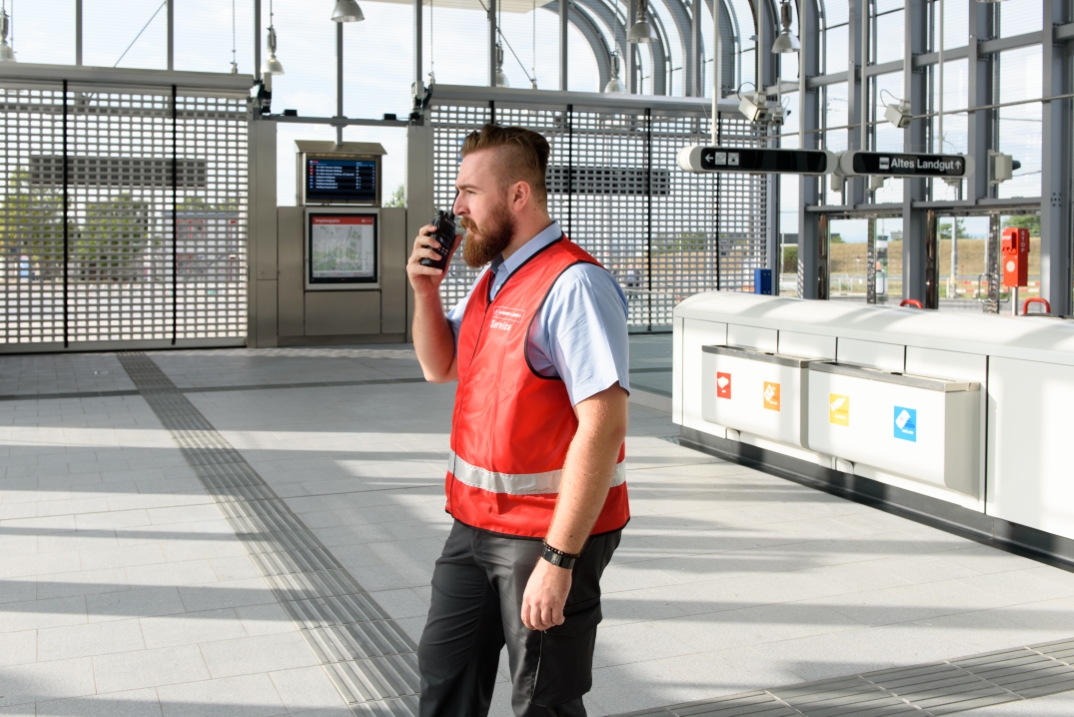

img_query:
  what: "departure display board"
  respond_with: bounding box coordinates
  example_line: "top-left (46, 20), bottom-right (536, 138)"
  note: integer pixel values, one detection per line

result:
top-left (305, 156), bottom-right (378, 202)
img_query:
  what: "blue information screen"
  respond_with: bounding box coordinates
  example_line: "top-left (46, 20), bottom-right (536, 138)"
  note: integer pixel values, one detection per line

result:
top-left (306, 157), bottom-right (377, 202)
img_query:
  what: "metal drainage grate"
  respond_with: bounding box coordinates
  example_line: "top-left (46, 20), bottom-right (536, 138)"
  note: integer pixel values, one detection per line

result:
top-left (618, 639), bottom-right (1074, 717)
top-left (116, 352), bottom-right (419, 717)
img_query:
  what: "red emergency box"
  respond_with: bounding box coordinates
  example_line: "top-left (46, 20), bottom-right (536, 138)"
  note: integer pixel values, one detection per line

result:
top-left (1001, 227), bottom-right (1029, 288)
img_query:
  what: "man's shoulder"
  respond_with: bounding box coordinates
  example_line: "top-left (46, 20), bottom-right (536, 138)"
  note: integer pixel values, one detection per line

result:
top-left (541, 261), bottom-right (628, 321)
top-left (552, 260), bottom-right (624, 294)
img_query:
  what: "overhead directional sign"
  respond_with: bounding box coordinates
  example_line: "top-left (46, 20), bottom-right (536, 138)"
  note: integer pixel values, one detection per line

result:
top-left (677, 145), bottom-right (833, 175)
top-left (838, 150), bottom-right (973, 178)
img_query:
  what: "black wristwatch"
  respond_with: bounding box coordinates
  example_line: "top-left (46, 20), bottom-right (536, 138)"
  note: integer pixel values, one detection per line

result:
top-left (541, 542), bottom-right (582, 569)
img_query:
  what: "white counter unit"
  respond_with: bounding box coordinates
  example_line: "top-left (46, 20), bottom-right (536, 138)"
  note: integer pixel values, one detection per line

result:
top-left (805, 362), bottom-right (980, 497)
top-left (674, 291), bottom-right (1074, 557)
top-left (701, 346), bottom-right (810, 447)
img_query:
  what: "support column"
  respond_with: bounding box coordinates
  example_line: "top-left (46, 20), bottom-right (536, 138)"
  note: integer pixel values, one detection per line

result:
top-left (489, 0), bottom-right (497, 88)
top-left (414, 0), bottom-right (423, 91)
top-left (248, 119), bottom-right (278, 348)
top-left (966, 0), bottom-right (994, 205)
top-left (75, 0), bottom-right (83, 66)
top-left (628, 0), bottom-right (638, 93)
top-left (902, 0), bottom-right (928, 303)
top-left (166, 0), bottom-right (175, 71)
top-left (336, 23), bottom-right (344, 146)
top-left (560, 0), bottom-right (569, 90)
top-left (847, 0), bottom-right (865, 209)
top-left (254, 0), bottom-right (262, 82)
top-left (1041, 0), bottom-right (1072, 316)
top-left (689, 0), bottom-right (701, 96)
top-left (798, 0), bottom-right (824, 299)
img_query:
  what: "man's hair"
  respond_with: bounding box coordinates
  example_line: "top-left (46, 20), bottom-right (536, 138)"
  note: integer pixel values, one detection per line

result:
top-left (460, 124), bottom-right (550, 205)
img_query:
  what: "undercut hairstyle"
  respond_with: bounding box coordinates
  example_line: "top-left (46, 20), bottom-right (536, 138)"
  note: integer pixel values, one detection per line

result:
top-left (460, 124), bottom-right (550, 205)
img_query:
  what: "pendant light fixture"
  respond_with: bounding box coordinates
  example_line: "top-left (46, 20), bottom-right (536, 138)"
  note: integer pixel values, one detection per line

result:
top-left (604, 51), bottom-right (626, 93)
top-left (627, 0), bottom-right (657, 43)
top-left (494, 43), bottom-right (509, 87)
top-left (261, 0), bottom-right (284, 75)
top-left (0, 2), bottom-right (15, 63)
top-left (332, 0), bottom-right (365, 22)
top-left (770, 0), bottom-right (800, 53)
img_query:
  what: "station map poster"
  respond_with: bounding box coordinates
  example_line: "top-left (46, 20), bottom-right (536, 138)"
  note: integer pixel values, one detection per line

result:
top-left (307, 213), bottom-right (378, 287)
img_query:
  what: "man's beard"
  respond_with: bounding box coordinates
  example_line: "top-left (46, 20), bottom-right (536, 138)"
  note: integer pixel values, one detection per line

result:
top-left (460, 200), bottom-right (516, 268)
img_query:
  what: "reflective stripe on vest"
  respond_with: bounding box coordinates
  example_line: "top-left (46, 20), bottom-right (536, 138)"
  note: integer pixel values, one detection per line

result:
top-left (448, 450), bottom-right (627, 496)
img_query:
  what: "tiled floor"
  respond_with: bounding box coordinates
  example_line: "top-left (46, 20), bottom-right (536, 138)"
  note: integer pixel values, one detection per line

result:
top-left (2, 344), bottom-right (1074, 716)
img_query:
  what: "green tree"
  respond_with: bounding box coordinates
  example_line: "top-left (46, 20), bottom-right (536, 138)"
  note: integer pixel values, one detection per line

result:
top-left (385, 183), bottom-right (406, 208)
top-left (1004, 215), bottom-right (1040, 236)
top-left (74, 193), bottom-right (149, 282)
top-left (939, 217), bottom-right (968, 239)
top-left (782, 245), bottom-right (798, 273)
top-left (830, 233), bottom-right (844, 244)
top-left (0, 170), bottom-right (64, 279)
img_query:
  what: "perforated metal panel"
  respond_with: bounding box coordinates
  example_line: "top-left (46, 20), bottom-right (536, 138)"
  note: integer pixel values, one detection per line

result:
top-left (0, 80), bottom-right (249, 350)
top-left (429, 101), bottom-right (767, 330)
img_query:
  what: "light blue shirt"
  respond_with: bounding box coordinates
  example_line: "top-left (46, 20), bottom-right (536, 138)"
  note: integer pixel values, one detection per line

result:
top-left (447, 221), bottom-right (630, 406)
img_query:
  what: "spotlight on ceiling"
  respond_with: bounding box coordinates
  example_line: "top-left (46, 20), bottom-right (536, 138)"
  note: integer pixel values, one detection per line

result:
top-left (604, 52), bottom-right (626, 93)
top-left (0, 8), bottom-right (15, 63)
top-left (261, 25), bottom-right (285, 75)
top-left (627, 0), bottom-right (657, 43)
top-left (771, 1), bottom-right (800, 53)
top-left (332, 0), bottom-right (365, 22)
top-left (495, 43), bottom-right (509, 88)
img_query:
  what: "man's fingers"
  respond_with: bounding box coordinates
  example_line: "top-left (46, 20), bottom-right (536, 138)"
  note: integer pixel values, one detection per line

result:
top-left (520, 602), bottom-right (534, 631)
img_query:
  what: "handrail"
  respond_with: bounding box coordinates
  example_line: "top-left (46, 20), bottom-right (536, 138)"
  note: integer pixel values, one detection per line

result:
top-left (1023, 297), bottom-right (1051, 316)
top-left (900, 299), bottom-right (923, 309)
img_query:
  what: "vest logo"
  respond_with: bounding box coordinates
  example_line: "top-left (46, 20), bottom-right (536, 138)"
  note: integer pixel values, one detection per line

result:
top-left (829, 394), bottom-right (850, 426)
top-left (763, 382), bottom-right (780, 411)
top-left (716, 372), bottom-right (731, 399)
top-left (489, 307), bottom-right (525, 332)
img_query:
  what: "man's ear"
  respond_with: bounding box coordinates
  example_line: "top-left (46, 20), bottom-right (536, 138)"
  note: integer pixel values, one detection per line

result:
top-left (508, 180), bottom-right (531, 211)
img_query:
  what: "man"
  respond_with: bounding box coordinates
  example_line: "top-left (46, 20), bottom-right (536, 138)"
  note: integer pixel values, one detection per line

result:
top-left (406, 124), bottom-right (630, 717)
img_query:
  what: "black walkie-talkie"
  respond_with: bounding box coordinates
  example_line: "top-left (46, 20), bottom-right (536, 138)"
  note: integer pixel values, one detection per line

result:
top-left (419, 210), bottom-right (456, 271)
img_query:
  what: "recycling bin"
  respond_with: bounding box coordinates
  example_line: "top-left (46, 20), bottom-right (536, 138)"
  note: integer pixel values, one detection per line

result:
top-left (805, 361), bottom-right (981, 495)
top-left (701, 345), bottom-right (810, 447)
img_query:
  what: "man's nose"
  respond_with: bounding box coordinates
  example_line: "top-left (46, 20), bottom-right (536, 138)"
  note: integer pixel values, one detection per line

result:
top-left (452, 194), bottom-right (464, 216)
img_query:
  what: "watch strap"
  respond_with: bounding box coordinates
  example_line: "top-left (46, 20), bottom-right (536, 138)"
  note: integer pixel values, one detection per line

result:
top-left (541, 542), bottom-right (581, 569)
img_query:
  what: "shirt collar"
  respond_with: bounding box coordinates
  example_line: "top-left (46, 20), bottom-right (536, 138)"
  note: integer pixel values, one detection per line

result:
top-left (490, 221), bottom-right (563, 280)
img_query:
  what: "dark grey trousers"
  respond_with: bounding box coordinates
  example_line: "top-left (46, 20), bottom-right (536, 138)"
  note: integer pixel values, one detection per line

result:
top-left (417, 520), bottom-right (621, 717)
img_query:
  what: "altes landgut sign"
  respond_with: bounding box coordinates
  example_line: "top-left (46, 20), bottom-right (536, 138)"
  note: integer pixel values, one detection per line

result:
top-left (839, 151), bottom-right (972, 178)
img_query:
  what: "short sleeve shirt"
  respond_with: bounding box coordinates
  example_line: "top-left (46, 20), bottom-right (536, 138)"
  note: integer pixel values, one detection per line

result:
top-left (446, 221), bottom-right (630, 406)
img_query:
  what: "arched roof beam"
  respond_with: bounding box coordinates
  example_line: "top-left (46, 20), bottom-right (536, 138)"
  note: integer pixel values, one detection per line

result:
top-left (648, 0), bottom-right (695, 95)
top-left (700, 0), bottom-right (741, 97)
top-left (540, 0), bottom-right (614, 90)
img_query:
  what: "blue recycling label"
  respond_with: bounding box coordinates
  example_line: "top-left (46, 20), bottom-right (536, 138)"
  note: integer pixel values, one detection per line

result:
top-left (894, 406), bottom-right (917, 442)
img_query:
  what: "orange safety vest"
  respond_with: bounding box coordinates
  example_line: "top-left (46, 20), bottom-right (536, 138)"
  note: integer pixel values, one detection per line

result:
top-left (445, 236), bottom-right (630, 539)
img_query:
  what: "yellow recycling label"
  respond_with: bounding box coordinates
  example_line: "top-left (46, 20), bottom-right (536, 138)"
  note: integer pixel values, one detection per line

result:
top-left (829, 394), bottom-right (850, 426)
top-left (763, 382), bottom-right (781, 411)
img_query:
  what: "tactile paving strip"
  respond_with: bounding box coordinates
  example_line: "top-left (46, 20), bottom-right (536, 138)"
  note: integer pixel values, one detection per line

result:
top-left (0, 375), bottom-right (425, 403)
top-left (617, 639), bottom-right (1074, 717)
top-left (117, 352), bottom-right (420, 716)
